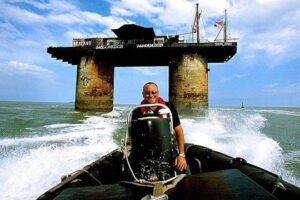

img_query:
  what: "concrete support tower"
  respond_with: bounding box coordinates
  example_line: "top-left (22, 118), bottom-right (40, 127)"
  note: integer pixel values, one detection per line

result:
top-left (75, 57), bottom-right (114, 111)
top-left (169, 54), bottom-right (208, 114)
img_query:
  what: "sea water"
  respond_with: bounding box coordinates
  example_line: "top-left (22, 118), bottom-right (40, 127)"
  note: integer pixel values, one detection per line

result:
top-left (0, 102), bottom-right (299, 200)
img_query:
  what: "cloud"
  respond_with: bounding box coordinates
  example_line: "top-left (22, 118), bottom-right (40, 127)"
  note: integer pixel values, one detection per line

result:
top-left (234, 73), bottom-right (249, 79)
top-left (47, 0), bottom-right (77, 12)
top-left (48, 11), bottom-right (120, 26)
top-left (47, 12), bottom-right (84, 24)
top-left (75, 11), bottom-right (131, 28)
top-left (0, 61), bottom-right (54, 80)
top-left (250, 42), bottom-right (286, 56)
top-left (219, 73), bottom-right (248, 83)
top-left (1, 1), bottom-right (130, 28)
top-left (64, 31), bottom-right (85, 40)
top-left (0, 1), bottom-right (132, 63)
top-left (220, 77), bottom-right (231, 83)
top-left (133, 67), bottom-right (164, 76)
top-left (110, 5), bottom-right (135, 17)
top-left (228, 0), bottom-right (300, 66)
top-left (249, 27), bottom-right (297, 56)
top-left (6, 0), bottom-right (76, 12)
top-left (109, 0), bottom-right (195, 32)
top-left (263, 83), bottom-right (300, 94)
top-left (0, 1), bottom-right (46, 24)
top-left (109, 0), bottom-right (164, 17)
top-left (263, 83), bottom-right (279, 92)
top-left (0, 21), bottom-right (21, 39)
top-left (242, 54), bottom-right (256, 62)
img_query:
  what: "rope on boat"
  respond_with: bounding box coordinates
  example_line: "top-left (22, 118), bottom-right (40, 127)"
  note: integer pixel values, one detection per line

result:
top-left (272, 176), bottom-right (287, 194)
top-left (162, 174), bottom-right (185, 191)
top-left (63, 169), bottom-right (102, 185)
top-left (121, 174), bottom-right (186, 192)
top-left (79, 169), bottom-right (103, 185)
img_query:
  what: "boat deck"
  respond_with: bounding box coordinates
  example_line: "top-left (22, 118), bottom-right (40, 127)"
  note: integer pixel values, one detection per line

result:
top-left (54, 169), bottom-right (277, 200)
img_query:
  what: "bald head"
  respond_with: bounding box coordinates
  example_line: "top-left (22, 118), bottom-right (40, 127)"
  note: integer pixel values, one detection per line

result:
top-left (142, 82), bottom-right (159, 104)
top-left (143, 82), bottom-right (158, 94)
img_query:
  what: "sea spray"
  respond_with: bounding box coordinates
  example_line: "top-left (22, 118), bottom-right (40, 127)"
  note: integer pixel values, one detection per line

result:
top-left (0, 111), bottom-right (120, 200)
top-left (183, 108), bottom-right (285, 180)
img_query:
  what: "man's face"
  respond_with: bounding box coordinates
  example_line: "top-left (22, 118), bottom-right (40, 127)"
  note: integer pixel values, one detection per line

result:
top-left (143, 84), bottom-right (159, 104)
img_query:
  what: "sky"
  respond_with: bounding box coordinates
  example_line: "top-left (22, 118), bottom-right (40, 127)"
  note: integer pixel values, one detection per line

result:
top-left (0, 0), bottom-right (299, 107)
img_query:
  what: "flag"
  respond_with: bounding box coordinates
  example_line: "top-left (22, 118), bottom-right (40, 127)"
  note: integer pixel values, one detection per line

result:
top-left (214, 20), bottom-right (224, 27)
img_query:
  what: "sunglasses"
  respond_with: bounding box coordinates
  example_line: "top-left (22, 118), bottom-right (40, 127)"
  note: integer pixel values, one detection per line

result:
top-left (144, 90), bottom-right (158, 96)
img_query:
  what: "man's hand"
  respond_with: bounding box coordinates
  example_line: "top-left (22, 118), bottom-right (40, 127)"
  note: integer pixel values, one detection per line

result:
top-left (175, 156), bottom-right (187, 172)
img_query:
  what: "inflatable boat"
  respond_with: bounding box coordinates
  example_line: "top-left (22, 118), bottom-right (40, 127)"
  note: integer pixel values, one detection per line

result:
top-left (37, 104), bottom-right (300, 200)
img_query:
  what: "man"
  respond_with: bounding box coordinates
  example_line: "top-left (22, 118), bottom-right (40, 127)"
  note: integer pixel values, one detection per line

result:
top-left (133, 82), bottom-right (187, 172)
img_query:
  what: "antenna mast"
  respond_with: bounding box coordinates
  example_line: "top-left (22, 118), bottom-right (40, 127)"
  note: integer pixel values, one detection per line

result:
top-left (224, 9), bottom-right (227, 42)
top-left (193, 3), bottom-right (201, 43)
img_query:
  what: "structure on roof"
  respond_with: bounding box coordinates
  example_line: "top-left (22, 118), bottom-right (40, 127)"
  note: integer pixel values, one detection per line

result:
top-left (112, 24), bottom-right (156, 40)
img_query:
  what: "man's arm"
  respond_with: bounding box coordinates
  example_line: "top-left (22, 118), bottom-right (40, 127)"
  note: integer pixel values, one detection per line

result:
top-left (174, 125), bottom-right (187, 171)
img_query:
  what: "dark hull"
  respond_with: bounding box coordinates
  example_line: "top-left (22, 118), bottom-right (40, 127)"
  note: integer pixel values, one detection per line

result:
top-left (37, 144), bottom-right (300, 200)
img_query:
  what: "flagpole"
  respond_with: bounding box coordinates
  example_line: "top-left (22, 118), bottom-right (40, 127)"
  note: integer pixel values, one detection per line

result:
top-left (224, 9), bottom-right (227, 42)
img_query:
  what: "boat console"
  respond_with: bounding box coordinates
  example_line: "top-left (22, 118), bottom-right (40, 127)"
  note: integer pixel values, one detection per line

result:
top-left (124, 104), bottom-right (178, 184)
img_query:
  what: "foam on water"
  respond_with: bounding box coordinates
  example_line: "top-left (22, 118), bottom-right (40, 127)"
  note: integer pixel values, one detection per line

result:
top-left (0, 110), bottom-right (122, 200)
top-left (182, 108), bottom-right (295, 183)
top-left (252, 108), bottom-right (300, 117)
